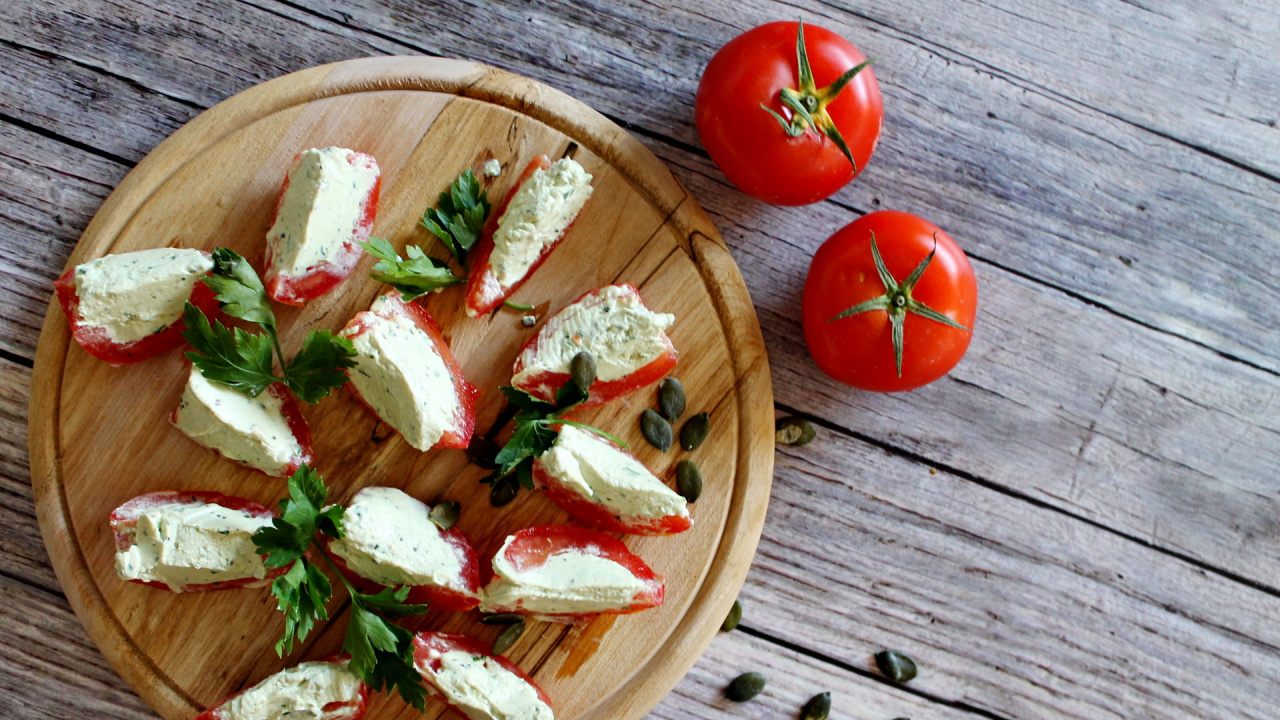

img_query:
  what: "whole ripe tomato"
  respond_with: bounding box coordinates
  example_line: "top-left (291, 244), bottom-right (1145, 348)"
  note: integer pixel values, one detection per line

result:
top-left (696, 21), bottom-right (883, 205)
top-left (802, 211), bottom-right (977, 392)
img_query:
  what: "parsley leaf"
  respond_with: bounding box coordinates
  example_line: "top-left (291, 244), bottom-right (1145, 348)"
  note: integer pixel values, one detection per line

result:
top-left (285, 330), bottom-right (357, 403)
top-left (204, 248), bottom-right (277, 328)
top-left (360, 238), bottom-right (463, 302)
top-left (345, 608), bottom-right (427, 711)
top-left (268, 559), bottom-right (332, 656)
top-left (181, 302), bottom-right (276, 397)
top-left (420, 168), bottom-right (491, 268)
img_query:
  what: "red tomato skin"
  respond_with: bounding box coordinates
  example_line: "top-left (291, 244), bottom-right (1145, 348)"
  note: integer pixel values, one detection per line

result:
top-left (413, 632), bottom-right (554, 711)
top-left (193, 654), bottom-right (369, 720)
top-left (168, 378), bottom-right (314, 478)
top-left (532, 424), bottom-right (692, 536)
top-left (322, 525), bottom-right (482, 611)
top-left (480, 525), bottom-right (665, 622)
top-left (109, 490), bottom-right (288, 592)
top-left (802, 211), bottom-right (977, 392)
top-left (511, 284), bottom-right (678, 407)
top-left (53, 251), bottom-right (222, 366)
top-left (264, 151), bottom-right (381, 307)
top-left (696, 22), bottom-right (883, 205)
top-left (340, 291), bottom-right (478, 450)
top-left (466, 155), bottom-right (587, 317)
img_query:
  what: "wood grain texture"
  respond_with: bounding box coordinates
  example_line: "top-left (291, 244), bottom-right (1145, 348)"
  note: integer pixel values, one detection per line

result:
top-left (27, 56), bottom-right (773, 720)
top-left (2, 1), bottom-right (1278, 374)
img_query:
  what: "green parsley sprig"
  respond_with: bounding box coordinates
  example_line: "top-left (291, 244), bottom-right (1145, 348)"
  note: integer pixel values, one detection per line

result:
top-left (252, 466), bottom-right (430, 710)
top-left (482, 352), bottom-right (626, 505)
top-left (420, 168), bottom-right (491, 269)
top-left (182, 248), bottom-right (356, 403)
top-left (358, 237), bottom-right (462, 302)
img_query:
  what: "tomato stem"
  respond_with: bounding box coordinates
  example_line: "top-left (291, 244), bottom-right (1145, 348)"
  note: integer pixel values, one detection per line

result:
top-left (760, 21), bottom-right (877, 171)
top-left (827, 232), bottom-right (968, 376)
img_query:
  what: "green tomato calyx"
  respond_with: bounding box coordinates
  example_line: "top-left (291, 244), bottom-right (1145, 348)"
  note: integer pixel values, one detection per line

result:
top-left (827, 232), bottom-right (968, 377)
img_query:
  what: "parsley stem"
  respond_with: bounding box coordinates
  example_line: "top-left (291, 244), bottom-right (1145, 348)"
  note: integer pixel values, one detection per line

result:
top-left (503, 299), bottom-right (536, 311)
top-left (315, 544), bottom-right (360, 600)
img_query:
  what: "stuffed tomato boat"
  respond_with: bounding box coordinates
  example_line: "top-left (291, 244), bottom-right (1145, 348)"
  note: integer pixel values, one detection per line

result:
top-left (413, 632), bottom-right (554, 720)
top-left (193, 655), bottom-right (368, 720)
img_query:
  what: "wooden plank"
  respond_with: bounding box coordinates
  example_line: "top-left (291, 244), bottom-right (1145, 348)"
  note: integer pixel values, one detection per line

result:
top-left (744, 426), bottom-right (1280, 720)
top-left (649, 137), bottom-right (1280, 592)
top-left (0, 358), bottom-right (63, 593)
top-left (3, 0), bottom-right (1279, 375)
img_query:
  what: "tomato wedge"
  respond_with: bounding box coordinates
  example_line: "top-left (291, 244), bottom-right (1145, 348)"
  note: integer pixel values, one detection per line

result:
top-left (479, 525), bottom-right (664, 622)
top-left (193, 655), bottom-right (368, 720)
top-left (264, 149), bottom-right (381, 306)
top-left (109, 490), bottom-right (287, 592)
top-left (511, 284), bottom-right (677, 407)
top-left (340, 290), bottom-right (478, 450)
top-left (412, 632), bottom-right (554, 717)
top-left (465, 155), bottom-right (590, 317)
top-left (53, 251), bottom-right (221, 366)
top-left (534, 424), bottom-right (692, 536)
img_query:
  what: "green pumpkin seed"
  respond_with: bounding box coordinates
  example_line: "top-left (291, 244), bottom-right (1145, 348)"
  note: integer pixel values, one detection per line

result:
top-left (775, 416), bottom-right (817, 446)
top-left (428, 501), bottom-right (460, 530)
top-left (724, 672), bottom-right (765, 702)
top-left (721, 598), bottom-right (742, 632)
top-left (490, 475), bottom-right (519, 507)
top-left (479, 613), bottom-right (523, 626)
top-left (570, 351), bottom-right (597, 392)
top-left (466, 436), bottom-right (500, 469)
top-left (641, 409), bottom-right (673, 451)
top-left (676, 460), bottom-right (702, 503)
top-left (875, 650), bottom-right (918, 683)
top-left (658, 377), bottom-right (686, 421)
top-left (679, 412), bottom-right (710, 451)
top-left (800, 692), bottom-right (831, 720)
top-left (492, 619), bottom-right (526, 655)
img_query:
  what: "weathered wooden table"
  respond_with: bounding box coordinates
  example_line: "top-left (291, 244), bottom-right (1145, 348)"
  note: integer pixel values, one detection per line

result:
top-left (3, 2), bottom-right (1277, 718)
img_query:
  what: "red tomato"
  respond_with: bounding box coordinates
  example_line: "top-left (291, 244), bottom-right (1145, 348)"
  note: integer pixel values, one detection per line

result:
top-left (511, 284), bottom-right (678, 407)
top-left (480, 525), bottom-right (665, 620)
top-left (803, 211), bottom-right (977, 392)
top-left (194, 655), bottom-right (369, 720)
top-left (109, 490), bottom-right (289, 592)
top-left (53, 251), bottom-right (222, 366)
top-left (340, 290), bottom-right (479, 450)
top-left (264, 150), bottom-right (381, 307)
top-left (696, 21), bottom-right (883, 205)
top-left (532, 423), bottom-right (692, 536)
top-left (412, 632), bottom-right (554, 713)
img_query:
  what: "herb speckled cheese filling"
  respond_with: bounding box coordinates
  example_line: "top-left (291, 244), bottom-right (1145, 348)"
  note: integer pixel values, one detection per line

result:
top-left (328, 487), bottom-right (465, 590)
top-left (266, 146), bottom-right (379, 276)
top-left (429, 651), bottom-right (553, 720)
top-left (115, 501), bottom-right (271, 591)
top-left (73, 248), bottom-right (213, 344)
top-left (540, 425), bottom-right (687, 519)
top-left (172, 366), bottom-right (302, 475)
top-left (490, 158), bottom-right (593, 287)
top-left (217, 660), bottom-right (362, 720)
top-left (481, 538), bottom-right (646, 615)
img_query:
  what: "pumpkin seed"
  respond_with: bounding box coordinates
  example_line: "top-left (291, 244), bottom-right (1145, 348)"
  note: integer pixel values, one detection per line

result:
top-left (479, 613), bottom-right (523, 626)
top-left (721, 598), bottom-right (742, 632)
top-left (492, 619), bottom-right (526, 655)
top-left (724, 672), bottom-right (765, 702)
top-left (658, 377), bottom-right (686, 420)
top-left (570, 351), bottom-right (597, 392)
top-left (676, 460), bottom-right (702, 503)
top-left (466, 436), bottom-right (500, 469)
top-left (641, 409), bottom-right (673, 451)
top-left (679, 412), bottom-right (710, 451)
top-left (800, 692), bottom-right (831, 720)
top-left (490, 475), bottom-right (519, 507)
top-left (428, 501), bottom-right (460, 530)
top-left (875, 650), bottom-right (918, 683)
top-left (775, 416), bottom-right (816, 446)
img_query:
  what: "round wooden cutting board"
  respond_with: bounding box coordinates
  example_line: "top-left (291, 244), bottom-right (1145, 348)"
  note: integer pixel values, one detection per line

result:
top-left (28, 56), bottom-right (773, 720)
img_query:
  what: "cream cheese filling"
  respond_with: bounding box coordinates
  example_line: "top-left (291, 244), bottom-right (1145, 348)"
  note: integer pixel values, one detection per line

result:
top-left (480, 537), bottom-right (646, 615)
top-left (343, 296), bottom-right (459, 451)
top-left (512, 285), bottom-right (673, 385)
top-left (539, 425), bottom-right (687, 520)
top-left (429, 651), bottom-right (553, 720)
top-left (327, 487), bottom-right (464, 590)
top-left (489, 158), bottom-right (593, 288)
top-left (115, 501), bottom-right (271, 591)
top-left (172, 365), bottom-right (302, 476)
top-left (266, 146), bottom-right (379, 277)
top-left (217, 660), bottom-right (362, 720)
top-left (73, 247), bottom-right (213, 344)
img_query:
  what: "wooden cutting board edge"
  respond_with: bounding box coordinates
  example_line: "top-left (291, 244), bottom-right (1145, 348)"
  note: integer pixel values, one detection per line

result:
top-left (27, 56), bottom-right (775, 720)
